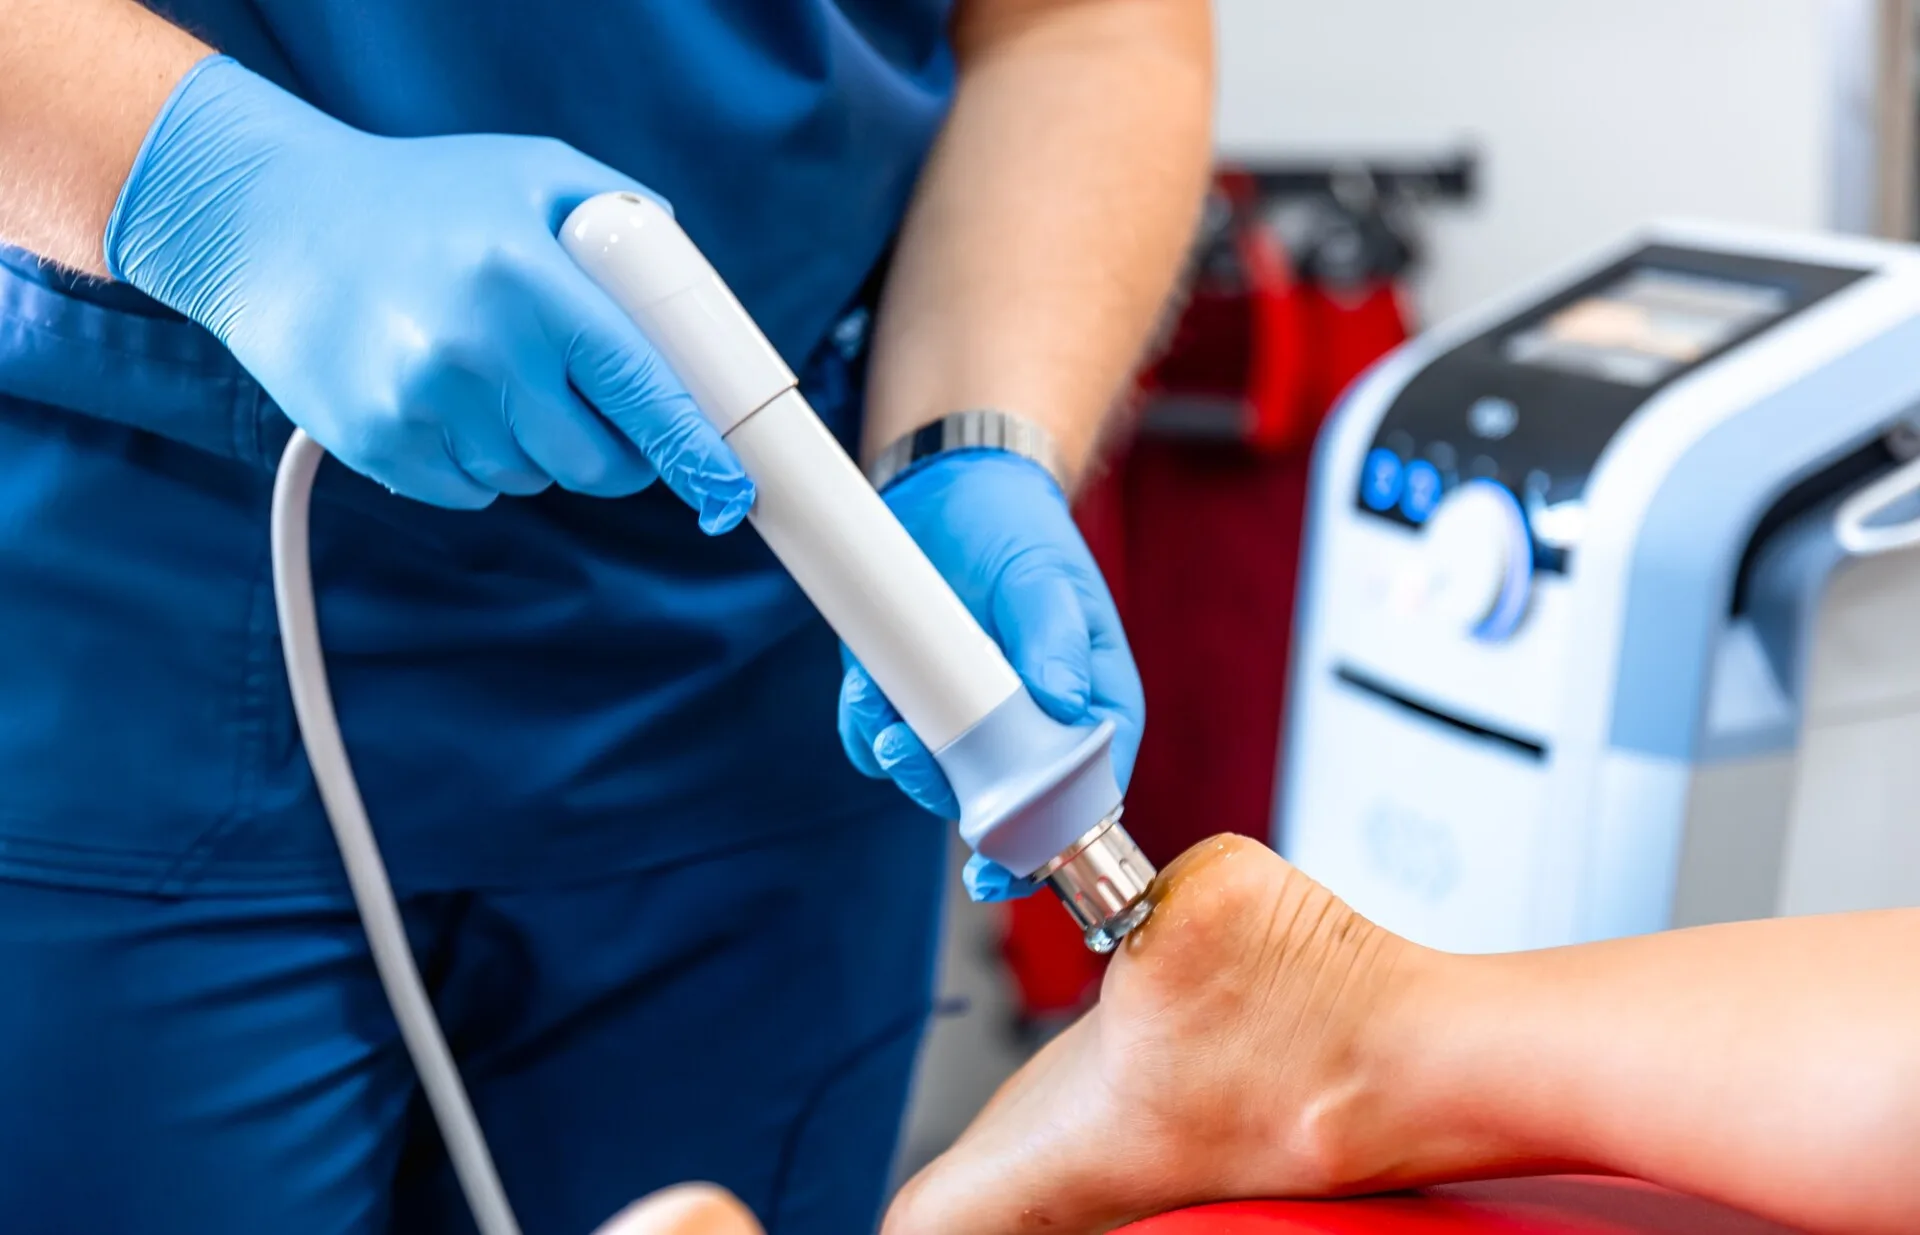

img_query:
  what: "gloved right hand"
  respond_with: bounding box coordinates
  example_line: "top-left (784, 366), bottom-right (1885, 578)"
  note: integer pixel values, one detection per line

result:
top-left (105, 55), bottom-right (754, 526)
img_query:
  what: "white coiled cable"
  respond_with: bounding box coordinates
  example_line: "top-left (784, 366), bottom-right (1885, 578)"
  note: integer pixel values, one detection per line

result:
top-left (270, 429), bottom-right (522, 1235)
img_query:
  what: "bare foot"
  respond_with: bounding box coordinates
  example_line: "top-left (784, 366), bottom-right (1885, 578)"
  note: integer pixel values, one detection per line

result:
top-left (594, 1183), bottom-right (763, 1235)
top-left (884, 834), bottom-right (1426, 1234)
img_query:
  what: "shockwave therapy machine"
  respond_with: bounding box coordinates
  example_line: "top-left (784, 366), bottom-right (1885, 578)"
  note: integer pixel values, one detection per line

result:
top-left (1280, 221), bottom-right (1920, 956)
top-left (269, 193), bottom-right (1157, 1235)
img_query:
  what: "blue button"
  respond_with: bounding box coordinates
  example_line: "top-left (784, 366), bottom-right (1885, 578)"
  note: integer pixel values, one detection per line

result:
top-left (1400, 459), bottom-right (1444, 523)
top-left (1360, 447), bottom-right (1403, 512)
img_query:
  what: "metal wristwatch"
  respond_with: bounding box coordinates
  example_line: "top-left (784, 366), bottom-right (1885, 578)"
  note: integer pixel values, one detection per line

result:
top-left (867, 409), bottom-right (1066, 492)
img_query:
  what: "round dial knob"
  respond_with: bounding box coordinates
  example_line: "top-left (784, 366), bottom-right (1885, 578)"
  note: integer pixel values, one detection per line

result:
top-left (1395, 479), bottom-right (1532, 640)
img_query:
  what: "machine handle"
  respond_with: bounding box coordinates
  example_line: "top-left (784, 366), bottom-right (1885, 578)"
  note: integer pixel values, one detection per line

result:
top-left (1834, 455), bottom-right (1920, 558)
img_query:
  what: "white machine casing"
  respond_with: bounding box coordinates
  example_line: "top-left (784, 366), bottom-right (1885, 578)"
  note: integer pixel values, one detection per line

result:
top-left (1279, 220), bottom-right (1920, 953)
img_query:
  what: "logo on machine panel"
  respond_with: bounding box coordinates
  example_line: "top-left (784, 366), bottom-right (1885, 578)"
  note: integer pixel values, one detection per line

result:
top-left (1363, 800), bottom-right (1461, 902)
top-left (1467, 396), bottom-right (1519, 441)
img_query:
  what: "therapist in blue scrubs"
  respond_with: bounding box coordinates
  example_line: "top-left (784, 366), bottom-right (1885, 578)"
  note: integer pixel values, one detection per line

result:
top-left (0, 0), bottom-right (1212, 1231)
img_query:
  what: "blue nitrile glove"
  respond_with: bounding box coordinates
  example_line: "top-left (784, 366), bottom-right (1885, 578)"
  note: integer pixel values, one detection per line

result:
top-left (105, 55), bottom-right (752, 526)
top-left (837, 450), bottom-right (1145, 901)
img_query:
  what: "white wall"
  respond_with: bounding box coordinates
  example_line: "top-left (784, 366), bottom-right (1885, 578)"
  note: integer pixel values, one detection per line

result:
top-left (1215, 0), bottom-right (1879, 323)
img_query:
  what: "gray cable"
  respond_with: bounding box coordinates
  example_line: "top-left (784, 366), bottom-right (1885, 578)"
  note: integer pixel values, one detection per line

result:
top-left (270, 430), bottom-right (523, 1235)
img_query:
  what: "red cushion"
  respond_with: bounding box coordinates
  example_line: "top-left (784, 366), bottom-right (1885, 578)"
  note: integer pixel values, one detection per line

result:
top-left (1117, 1177), bottom-right (1805, 1234)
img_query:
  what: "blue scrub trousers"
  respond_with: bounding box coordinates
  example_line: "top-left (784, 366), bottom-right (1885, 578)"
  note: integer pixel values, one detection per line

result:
top-left (0, 807), bottom-right (944, 1234)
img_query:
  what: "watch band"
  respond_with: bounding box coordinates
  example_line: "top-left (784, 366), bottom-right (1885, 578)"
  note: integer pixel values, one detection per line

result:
top-left (867, 409), bottom-right (1067, 492)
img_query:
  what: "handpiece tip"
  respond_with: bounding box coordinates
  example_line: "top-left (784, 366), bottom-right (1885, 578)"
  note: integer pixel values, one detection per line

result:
top-left (1082, 895), bottom-right (1155, 954)
top-left (1036, 814), bottom-right (1158, 954)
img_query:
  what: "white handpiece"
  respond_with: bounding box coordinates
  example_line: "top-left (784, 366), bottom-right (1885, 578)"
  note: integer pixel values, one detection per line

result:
top-left (561, 192), bottom-right (1155, 950)
top-left (561, 192), bottom-right (1015, 751)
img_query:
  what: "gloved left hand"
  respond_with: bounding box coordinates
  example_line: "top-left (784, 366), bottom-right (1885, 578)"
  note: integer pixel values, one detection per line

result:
top-left (837, 450), bottom-right (1144, 901)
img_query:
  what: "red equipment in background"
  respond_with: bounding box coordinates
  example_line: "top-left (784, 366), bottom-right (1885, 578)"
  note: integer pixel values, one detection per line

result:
top-left (998, 161), bottom-right (1468, 1027)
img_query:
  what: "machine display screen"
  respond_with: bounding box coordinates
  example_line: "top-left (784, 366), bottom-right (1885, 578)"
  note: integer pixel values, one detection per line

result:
top-left (1355, 242), bottom-right (1869, 567)
top-left (1503, 268), bottom-right (1791, 387)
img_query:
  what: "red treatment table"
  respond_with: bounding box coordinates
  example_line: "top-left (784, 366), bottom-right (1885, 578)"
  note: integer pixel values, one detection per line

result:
top-left (1118, 1177), bottom-right (1806, 1235)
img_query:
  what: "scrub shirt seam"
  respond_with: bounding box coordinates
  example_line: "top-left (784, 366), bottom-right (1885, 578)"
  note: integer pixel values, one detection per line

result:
top-left (0, 290), bottom-right (235, 373)
top-left (0, 277), bottom-right (267, 466)
top-left (0, 797), bottom-right (916, 897)
top-left (0, 842), bottom-right (334, 896)
top-left (233, 373), bottom-right (259, 461)
top-left (152, 497), bottom-right (279, 896)
top-left (238, 373), bottom-right (283, 469)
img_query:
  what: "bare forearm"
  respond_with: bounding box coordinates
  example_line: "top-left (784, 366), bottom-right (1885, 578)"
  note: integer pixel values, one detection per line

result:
top-left (861, 0), bottom-right (1213, 487)
top-left (1375, 912), bottom-right (1920, 1233)
top-left (0, 0), bottom-right (208, 275)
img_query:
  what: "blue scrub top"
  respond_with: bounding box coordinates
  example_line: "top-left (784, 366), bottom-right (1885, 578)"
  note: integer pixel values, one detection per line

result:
top-left (0, 1), bottom-right (956, 894)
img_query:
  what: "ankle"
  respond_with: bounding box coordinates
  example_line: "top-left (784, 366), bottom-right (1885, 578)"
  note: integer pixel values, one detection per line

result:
top-left (1269, 897), bottom-right (1429, 1194)
top-left (1114, 837), bottom-right (1430, 1195)
top-left (1327, 945), bottom-right (1558, 1192)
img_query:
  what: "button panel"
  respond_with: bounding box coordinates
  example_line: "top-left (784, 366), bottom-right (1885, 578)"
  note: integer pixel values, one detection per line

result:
top-left (1361, 447), bottom-right (1403, 512)
top-left (1399, 459), bottom-right (1444, 524)
top-left (1349, 244), bottom-right (1873, 574)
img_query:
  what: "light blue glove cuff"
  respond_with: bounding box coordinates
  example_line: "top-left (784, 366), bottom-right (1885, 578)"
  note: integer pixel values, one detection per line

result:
top-left (105, 56), bottom-right (345, 329)
top-left (963, 852), bottom-right (1038, 902)
top-left (878, 445), bottom-right (1066, 506)
top-left (106, 55), bottom-right (260, 288)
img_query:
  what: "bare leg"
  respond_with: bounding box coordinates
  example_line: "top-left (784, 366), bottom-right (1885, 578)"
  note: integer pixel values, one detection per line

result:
top-left (886, 835), bottom-right (1920, 1235)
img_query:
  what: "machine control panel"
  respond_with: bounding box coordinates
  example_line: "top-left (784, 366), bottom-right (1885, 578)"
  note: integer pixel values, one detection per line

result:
top-left (1354, 244), bottom-right (1868, 566)
top-left (1388, 480), bottom-right (1533, 640)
